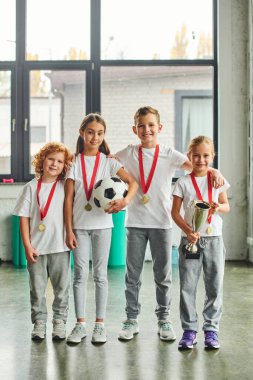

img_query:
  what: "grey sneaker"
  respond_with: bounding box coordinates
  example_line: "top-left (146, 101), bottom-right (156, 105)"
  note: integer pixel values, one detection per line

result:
top-left (91, 323), bottom-right (107, 343)
top-left (52, 319), bottom-right (66, 340)
top-left (118, 319), bottom-right (139, 341)
top-left (67, 323), bottom-right (87, 344)
top-left (31, 320), bottom-right (46, 340)
top-left (158, 320), bottom-right (176, 341)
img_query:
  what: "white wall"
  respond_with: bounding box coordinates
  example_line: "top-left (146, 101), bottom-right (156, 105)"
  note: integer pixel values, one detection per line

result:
top-left (0, 185), bottom-right (22, 261)
top-left (247, 0), bottom-right (253, 262)
top-left (218, 0), bottom-right (248, 260)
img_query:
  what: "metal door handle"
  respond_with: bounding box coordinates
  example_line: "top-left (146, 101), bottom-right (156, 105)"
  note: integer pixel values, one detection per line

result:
top-left (12, 118), bottom-right (16, 132)
top-left (24, 118), bottom-right (28, 131)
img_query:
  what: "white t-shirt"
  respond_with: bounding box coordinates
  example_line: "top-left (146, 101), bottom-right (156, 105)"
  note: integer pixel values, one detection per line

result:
top-left (116, 144), bottom-right (187, 229)
top-left (13, 178), bottom-right (69, 255)
top-left (172, 174), bottom-right (230, 237)
top-left (67, 153), bottom-right (122, 229)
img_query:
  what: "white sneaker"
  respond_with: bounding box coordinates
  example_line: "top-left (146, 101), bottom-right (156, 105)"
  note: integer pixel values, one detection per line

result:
top-left (91, 323), bottom-right (107, 343)
top-left (52, 319), bottom-right (66, 340)
top-left (158, 320), bottom-right (176, 341)
top-left (31, 320), bottom-right (46, 340)
top-left (118, 319), bottom-right (139, 341)
top-left (67, 323), bottom-right (87, 344)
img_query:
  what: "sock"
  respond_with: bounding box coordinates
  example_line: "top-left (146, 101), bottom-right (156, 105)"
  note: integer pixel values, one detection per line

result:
top-left (95, 322), bottom-right (104, 326)
top-left (77, 321), bottom-right (86, 326)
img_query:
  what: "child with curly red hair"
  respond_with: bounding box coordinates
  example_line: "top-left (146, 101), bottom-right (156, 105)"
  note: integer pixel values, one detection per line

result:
top-left (13, 142), bottom-right (72, 341)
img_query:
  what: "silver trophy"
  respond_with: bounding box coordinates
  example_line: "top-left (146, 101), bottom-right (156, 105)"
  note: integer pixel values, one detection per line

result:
top-left (185, 200), bottom-right (211, 254)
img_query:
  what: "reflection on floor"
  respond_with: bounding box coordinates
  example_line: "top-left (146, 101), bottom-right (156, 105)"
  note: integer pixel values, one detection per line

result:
top-left (0, 261), bottom-right (252, 380)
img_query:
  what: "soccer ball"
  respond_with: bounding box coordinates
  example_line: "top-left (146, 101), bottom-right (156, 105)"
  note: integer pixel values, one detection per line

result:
top-left (93, 176), bottom-right (128, 209)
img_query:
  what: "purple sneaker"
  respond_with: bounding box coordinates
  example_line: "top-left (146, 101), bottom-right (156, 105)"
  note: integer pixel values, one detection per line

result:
top-left (178, 330), bottom-right (197, 349)
top-left (204, 331), bottom-right (220, 349)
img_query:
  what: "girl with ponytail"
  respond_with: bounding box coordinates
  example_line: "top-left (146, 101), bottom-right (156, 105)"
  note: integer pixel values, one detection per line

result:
top-left (65, 113), bottom-right (138, 345)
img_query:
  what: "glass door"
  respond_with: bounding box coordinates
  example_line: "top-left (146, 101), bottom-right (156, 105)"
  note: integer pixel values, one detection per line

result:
top-left (23, 66), bottom-right (92, 179)
top-left (0, 69), bottom-right (15, 179)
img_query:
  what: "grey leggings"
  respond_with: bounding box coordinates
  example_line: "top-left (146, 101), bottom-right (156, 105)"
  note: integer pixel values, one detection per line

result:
top-left (73, 228), bottom-right (112, 320)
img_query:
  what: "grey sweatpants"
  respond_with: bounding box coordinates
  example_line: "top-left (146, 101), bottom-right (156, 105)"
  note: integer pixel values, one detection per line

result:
top-left (27, 251), bottom-right (70, 323)
top-left (73, 228), bottom-right (112, 320)
top-left (178, 236), bottom-right (226, 332)
top-left (125, 227), bottom-right (172, 320)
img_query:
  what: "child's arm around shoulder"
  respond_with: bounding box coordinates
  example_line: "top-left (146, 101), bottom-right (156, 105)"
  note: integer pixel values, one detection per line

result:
top-left (180, 158), bottom-right (193, 172)
top-left (108, 145), bottom-right (133, 165)
top-left (179, 157), bottom-right (225, 189)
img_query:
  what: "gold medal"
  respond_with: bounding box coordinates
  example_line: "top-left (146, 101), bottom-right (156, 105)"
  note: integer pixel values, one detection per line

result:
top-left (84, 203), bottom-right (92, 211)
top-left (141, 194), bottom-right (150, 204)
top-left (206, 226), bottom-right (212, 235)
top-left (38, 223), bottom-right (46, 232)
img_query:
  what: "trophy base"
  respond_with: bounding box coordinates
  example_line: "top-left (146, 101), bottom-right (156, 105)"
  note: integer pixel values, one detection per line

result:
top-left (182, 245), bottom-right (202, 259)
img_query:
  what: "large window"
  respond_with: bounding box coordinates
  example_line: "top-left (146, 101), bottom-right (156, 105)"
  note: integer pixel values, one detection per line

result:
top-left (0, 71), bottom-right (11, 173)
top-left (101, 66), bottom-right (213, 155)
top-left (0, 0), bottom-right (217, 182)
top-left (27, 69), bottom-right (86, 175)
top-left (0, 0), bottom-right (16, 61)
top-left (175, 89), bottom-right (213, 153)
top-left (101, 0), bottom-right (213, 60)
top-left (26, 0), bottom-right (90, 61)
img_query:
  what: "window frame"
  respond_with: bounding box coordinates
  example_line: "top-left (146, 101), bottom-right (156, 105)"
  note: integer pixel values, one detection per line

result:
top-left (175, 89), bottom-right (214, 150)
top-left (0, 0), bottom-right (217, 182)
top-left (0, 64), bottom-right (16, 180)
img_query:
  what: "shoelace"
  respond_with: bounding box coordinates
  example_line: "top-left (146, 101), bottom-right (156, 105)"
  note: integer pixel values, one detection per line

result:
top-left (183, 331), bottom-right (196, 340)
top-left (205, 331), bottom-right (217, 340)
top-left (54, 321), bottom-right (64, 331)
top-left (93, 324), bottom-right (104, 335)
top-left (160, 322), bottom-right (171, 331)
top-left (72, 325), bottom-right (84, 335)
top-left (34, 322), bottom-right (45, 332)
top-left (122, 321), bottom-right (134, 330)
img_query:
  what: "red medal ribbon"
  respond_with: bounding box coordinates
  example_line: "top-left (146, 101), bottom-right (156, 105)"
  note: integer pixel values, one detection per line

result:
top-left (138, 144), bottom-right (159, 194)
top-left (36, 177), bottom-right (58, 222)
top-left (81, 152), bottom-right (100, 202)
top-left (190, 171), bottom-right (212, 223)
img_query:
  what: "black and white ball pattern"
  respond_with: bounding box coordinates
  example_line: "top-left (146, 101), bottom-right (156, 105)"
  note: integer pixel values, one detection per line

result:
top-left (93, 176), bottom-right (128, 209)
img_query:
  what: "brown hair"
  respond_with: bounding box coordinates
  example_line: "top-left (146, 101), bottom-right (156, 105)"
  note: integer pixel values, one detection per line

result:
top-left (75, 113), bottom-right (110, 156)
top-left (32, 142), bottom-right (72, 180)
top-left (187, 135), bottom-right (215, 155)
top-left (134, 106), bottom-right (160, 126)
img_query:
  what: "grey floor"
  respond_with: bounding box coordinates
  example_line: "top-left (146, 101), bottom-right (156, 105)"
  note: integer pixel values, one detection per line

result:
top-left (0, 260), bottom-right (253, 380)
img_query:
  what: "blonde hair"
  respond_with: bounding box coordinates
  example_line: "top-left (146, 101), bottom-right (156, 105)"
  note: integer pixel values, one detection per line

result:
top-left (134, 106), bottom-right (160, 126)
top-left (32, 142), bottom-right (72, 180)
top-left (187, 135), bottom-right (215, 156)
